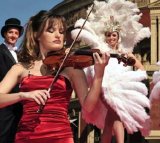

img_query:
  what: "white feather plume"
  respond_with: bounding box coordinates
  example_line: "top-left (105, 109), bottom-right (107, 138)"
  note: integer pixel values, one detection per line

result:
top-left (71, 0), bottom-right (151, 136)
top-left (71, 18), bottom-right (110, 52)
top-left (152, 70), bottom-right (160, 84)
top-left (82, 59), bottom-right (150, 135)
top-left (150, 81), bottom-right (160, 101)
top-left (86, 0), bottom-right (150, 52)
top-left (150, 70), bottom-right (160, 101)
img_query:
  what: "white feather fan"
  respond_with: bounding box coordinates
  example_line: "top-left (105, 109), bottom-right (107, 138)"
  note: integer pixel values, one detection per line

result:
top-left (71, 0), bottom-right (151, 136)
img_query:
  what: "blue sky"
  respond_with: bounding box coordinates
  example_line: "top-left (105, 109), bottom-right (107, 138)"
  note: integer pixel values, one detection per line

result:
top-left (0, 0), bottom-right (63, 45)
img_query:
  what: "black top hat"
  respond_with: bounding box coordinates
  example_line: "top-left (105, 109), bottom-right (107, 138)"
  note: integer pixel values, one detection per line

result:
top-left (1, 18), bottom-right (24, 38)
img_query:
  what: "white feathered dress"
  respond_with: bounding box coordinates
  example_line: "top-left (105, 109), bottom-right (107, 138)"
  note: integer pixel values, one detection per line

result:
top-left (82, 57), bottom-right (150, 136)
top-left (70, 0), bottom-right (151, 136)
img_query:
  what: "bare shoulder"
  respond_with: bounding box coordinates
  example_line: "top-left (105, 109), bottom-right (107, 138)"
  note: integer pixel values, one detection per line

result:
top-left (9, 63), bottom-right (27, 80)
top-left (11, 63), bottom-right (24, 70)
top-left (11, 63), bottom-right (25, 73)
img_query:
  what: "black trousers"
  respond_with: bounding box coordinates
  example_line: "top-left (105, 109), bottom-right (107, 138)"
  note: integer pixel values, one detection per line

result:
top-left (0, 103), bottom-right (23, 143)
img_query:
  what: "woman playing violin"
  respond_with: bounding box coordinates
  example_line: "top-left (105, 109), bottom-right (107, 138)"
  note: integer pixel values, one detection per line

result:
top-left (0, 10), bottom-right (109, 143)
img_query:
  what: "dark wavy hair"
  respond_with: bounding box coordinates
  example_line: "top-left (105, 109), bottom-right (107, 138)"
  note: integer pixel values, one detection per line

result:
top-left (17, 10), bottom-right (66, 68)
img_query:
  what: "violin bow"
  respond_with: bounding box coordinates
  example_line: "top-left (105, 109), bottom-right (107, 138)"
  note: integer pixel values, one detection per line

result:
top-left (37, 3), bottom-right (94, 113)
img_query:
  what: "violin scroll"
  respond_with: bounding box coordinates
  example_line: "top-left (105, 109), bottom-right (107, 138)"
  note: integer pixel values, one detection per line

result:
top-left (110, 53), bottom-right (136, 66)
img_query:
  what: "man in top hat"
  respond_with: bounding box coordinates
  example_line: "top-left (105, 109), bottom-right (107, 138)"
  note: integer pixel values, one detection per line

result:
top-left (0, 18), bottom-right (24, 143)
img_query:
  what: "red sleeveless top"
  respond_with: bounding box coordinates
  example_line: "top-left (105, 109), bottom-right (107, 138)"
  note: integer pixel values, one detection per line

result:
top-left (16, 75), bottom-right (73, 143)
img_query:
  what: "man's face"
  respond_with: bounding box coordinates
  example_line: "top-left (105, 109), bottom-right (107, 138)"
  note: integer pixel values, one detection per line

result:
top-left (4, 27), bottom-right (20, 46)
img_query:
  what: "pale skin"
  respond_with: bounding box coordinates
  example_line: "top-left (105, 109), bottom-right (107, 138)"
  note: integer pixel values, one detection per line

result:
top-left (101, 31), bottom-right (144, 143)
top-left (0, 20), bottom-right (110, 115)
top-left (4, 27), bottom-right (20, 47)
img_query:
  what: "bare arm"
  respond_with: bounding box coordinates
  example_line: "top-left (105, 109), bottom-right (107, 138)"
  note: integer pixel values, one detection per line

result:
top-left (70, 52), bottom-right (109, 112)
top-left (0, 64), bottom-right (50, 108)
top-left (0, 64), bottom-right (22, 93)
top-left (128, 53), bottom-right (144, 70)
top-left (0, 92), bottom-right (22, 108)
top-left (0, 90), bottom-right (50, 108)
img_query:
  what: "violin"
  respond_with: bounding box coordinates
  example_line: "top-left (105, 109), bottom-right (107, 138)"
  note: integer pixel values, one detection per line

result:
top-left (37, 48), bottom-right (135, 113)
top-left (43, 48), bottom-right (97, 70)
top-left (37, 3), bottom-right (134, 113)
top-left (43, 47), bottom-right (136, 70)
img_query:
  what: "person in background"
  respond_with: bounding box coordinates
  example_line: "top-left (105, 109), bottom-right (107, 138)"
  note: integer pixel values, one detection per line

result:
top-left (100, 28), bottom-right (147, 143)
top-left (0, 18), bottom-right (24, 143)
top-left (0, 10), bottom-right (109, 143)
top-left (71, 1), bottom-right (151, 143)
top-left (79, 26), bottom-right (150, 143)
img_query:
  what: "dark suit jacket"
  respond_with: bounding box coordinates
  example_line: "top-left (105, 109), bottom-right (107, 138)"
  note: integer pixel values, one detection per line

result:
top-left (0, 43), bottom-right (23, 143)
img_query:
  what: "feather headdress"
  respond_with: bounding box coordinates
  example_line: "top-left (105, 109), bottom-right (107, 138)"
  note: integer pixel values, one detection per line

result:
top-left (85, 0), bottom-right (151, 52)
top-left (104, 16), bottom-right (121, 33)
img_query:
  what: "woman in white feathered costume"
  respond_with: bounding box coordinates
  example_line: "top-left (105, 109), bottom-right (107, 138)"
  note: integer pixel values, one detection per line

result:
top-left (71, 0), bottom-right (151, 143)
